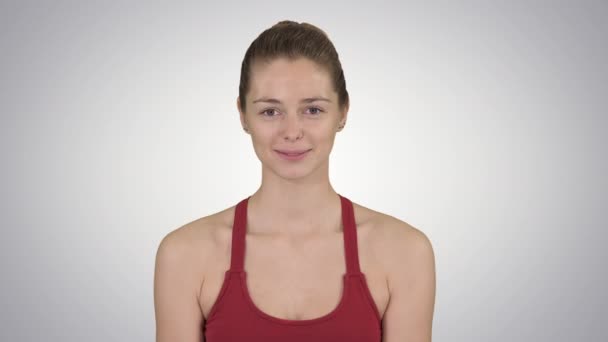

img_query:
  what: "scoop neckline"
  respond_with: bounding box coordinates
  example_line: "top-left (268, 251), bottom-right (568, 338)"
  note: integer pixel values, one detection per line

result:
top-left (238, 270), bottom-right (351, 326)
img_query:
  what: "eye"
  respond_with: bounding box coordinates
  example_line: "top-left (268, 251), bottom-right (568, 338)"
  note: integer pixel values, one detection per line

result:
top-left (307, 107), bottom-right (323, 115)
top-left (260, 108), bottom-right (279, 117)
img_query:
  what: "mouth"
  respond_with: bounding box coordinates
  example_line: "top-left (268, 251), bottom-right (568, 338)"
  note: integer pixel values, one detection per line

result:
top-left (275, 149), bottom-right (312, 155)
top-left (274, 149), bottom-right (312, 160)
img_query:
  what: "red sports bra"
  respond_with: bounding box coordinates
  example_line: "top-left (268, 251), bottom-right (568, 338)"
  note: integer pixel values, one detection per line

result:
top-left (203, 194), bottom-right (382, 341)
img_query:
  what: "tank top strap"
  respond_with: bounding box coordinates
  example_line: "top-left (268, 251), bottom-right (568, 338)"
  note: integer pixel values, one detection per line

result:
top-left (339, 194), bottom-right (362, 275)
top-left (229, 196), bottom-right (250, 272)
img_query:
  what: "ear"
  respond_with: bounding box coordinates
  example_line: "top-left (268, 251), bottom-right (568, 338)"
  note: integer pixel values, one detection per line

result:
top-left (237, 96), bottom-right (249, 133)
top-left (339, 101), bottom-right (349, 127)
top-left (237, 96), bottom-right (243, 115)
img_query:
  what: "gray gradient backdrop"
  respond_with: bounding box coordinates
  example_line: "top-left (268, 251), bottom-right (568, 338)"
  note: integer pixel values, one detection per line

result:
top-left (1, 1), bottom-right (606, 341)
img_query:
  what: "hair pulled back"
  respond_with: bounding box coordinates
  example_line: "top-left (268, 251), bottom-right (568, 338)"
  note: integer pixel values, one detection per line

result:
top-left (238, 20), bottom-right (349, 113)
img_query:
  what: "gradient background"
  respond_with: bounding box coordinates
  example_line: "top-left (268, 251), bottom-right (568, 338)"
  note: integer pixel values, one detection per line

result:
top-left (1, 1), bottom-right (606, 341)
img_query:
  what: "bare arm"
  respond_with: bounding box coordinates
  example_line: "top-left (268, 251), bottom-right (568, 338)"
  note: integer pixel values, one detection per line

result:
top-left (382, 224), bottom-right (436, 342)
top-left (154, 229), bottom-right (205, 342)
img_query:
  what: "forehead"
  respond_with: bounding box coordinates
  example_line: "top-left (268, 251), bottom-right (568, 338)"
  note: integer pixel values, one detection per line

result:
top-left (249, 57), bottom-right (333, 101)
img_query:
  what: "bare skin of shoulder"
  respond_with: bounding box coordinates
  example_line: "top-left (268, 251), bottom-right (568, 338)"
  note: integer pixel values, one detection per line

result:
top-left (184, 201), bottom-right (420, 323)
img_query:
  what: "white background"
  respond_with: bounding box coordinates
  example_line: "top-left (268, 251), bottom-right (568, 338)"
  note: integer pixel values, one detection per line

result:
top-left (1, 1), bottom-right (606, 341)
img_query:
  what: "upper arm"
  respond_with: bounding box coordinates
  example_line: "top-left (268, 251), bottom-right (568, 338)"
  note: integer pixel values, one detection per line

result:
top-left (154, 228), bottom-right (205, 342)
top-left (382, 224), bottom-right (436, 342)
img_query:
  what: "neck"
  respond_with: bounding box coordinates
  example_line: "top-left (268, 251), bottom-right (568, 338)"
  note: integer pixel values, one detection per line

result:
top-left (247, 180), bottom-right (341, 236)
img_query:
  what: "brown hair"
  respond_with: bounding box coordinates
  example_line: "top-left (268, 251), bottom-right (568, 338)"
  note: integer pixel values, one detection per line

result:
top-left (238, 20), bottom-right (349, 113)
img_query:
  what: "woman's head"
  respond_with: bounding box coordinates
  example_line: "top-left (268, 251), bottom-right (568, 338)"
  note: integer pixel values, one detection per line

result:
top-left (236, 20), bottom-right (349, 181)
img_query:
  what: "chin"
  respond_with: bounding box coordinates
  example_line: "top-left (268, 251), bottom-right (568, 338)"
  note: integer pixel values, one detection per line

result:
top-left (264, 161), bottom-right (314, 180)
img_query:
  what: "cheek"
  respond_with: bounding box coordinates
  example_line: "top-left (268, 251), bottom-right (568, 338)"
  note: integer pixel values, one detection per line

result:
top-left (315, 126), bottom-right (338, 142)
top-left (310, 131), bottom-right (338, 153)
top-left (250, 134), bottom-right (276, 157)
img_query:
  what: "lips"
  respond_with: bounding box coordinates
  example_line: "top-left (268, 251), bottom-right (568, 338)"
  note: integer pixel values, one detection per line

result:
top-left (275, 149), bottom-right (311, 155)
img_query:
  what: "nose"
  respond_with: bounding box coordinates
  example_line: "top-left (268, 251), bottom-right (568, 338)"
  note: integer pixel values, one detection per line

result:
top-left (282, 113), bottom-right (303, 141)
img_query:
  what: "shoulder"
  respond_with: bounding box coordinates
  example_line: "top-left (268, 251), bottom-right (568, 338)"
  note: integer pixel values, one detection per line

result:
top-left (155, 205), bottom-right (235, 271)
top-left (352, 201), bottom-right (435, 282)
top-left (154, 205), bottom-right (238, 295)
top-left (154, 208), bottom-right (235, 341)
top-left (353, 203), bottom-right (436, 340)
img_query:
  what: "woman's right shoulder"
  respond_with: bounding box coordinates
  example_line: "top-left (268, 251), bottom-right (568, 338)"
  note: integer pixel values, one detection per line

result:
top-left (154, 205), bottom-right (237, 341)
top-left (157, 204), bottom-right (237, 260)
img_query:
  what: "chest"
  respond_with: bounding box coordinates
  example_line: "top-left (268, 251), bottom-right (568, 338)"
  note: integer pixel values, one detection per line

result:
top-left (199, 232), bottom-right (390, 321)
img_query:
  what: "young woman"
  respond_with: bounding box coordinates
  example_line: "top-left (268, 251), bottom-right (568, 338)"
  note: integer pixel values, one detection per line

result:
top-left (154, 20), bottom-right (436, 342)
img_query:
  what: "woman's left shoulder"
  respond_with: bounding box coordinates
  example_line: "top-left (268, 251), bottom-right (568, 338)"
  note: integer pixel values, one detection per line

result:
top-left (352, 201), bottom-right (434, 260)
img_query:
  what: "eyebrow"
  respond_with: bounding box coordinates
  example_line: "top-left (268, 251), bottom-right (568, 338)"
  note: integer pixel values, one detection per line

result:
top-left (252, 97), bottom-right (332, 104)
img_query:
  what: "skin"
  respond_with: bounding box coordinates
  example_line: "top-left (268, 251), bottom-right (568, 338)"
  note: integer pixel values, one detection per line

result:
top-left (154, 56), bottom-right (436, 341)
top-left (237, 56), bottom-right (349, 229)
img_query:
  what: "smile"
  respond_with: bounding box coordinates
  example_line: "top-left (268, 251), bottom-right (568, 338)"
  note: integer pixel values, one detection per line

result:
top-left (274, 149), bottom-right (311, 161)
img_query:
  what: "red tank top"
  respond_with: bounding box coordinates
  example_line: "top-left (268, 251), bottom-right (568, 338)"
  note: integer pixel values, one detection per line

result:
top-left (203, 194), bottom-right (382, 341)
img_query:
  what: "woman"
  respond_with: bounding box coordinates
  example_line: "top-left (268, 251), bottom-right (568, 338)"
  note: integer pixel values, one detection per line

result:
top-left (154, 20), bottom-right (436, 341)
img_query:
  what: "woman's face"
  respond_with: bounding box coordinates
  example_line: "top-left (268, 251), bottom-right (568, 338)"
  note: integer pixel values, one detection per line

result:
top-left (238, 57), bottom-right (347, 180)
